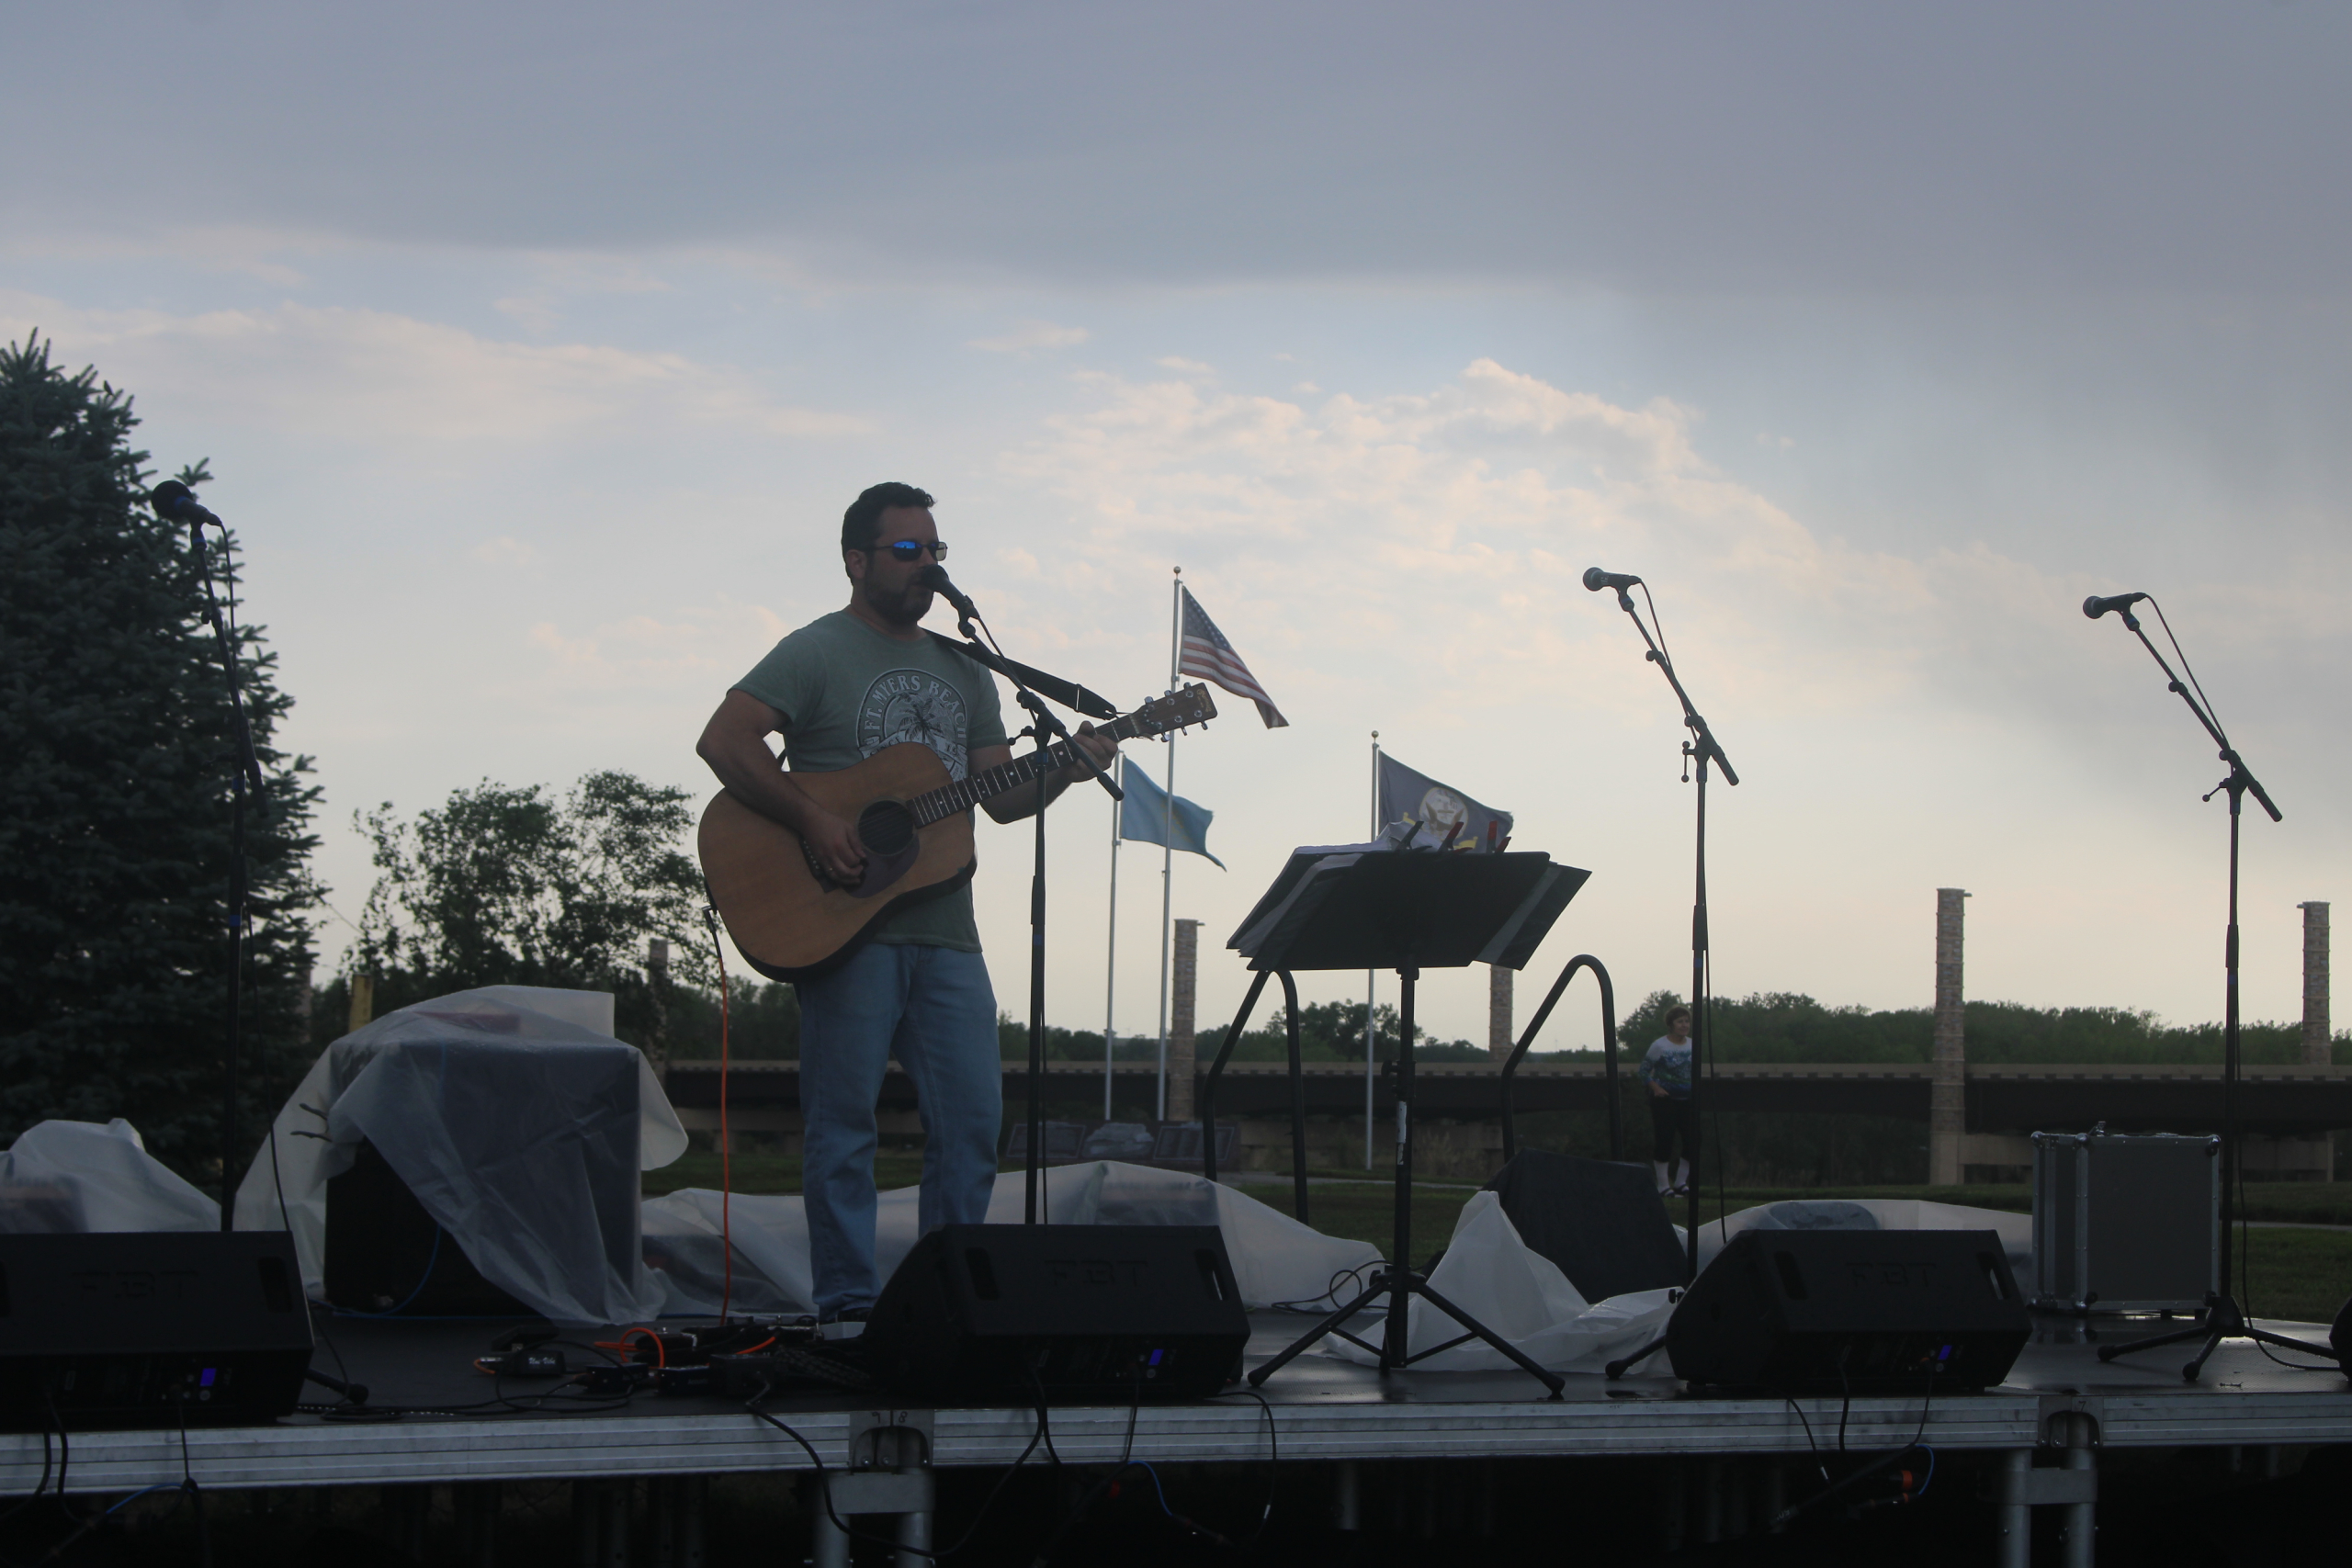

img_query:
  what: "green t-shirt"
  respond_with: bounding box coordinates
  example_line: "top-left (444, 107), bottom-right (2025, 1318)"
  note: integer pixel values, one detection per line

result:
top-left (732, 611), bottom-right (1009, 951)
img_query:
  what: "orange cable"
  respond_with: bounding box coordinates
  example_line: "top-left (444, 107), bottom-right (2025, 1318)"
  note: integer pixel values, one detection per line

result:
top-left (704, 906), bottom-right (735, 1325)
top-left (592, 1327), bottom-right (669, 1366)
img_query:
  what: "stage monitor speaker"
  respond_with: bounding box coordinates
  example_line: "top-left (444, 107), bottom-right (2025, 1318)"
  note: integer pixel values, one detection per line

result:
top-left (1483, 1150), bottom-right (1688, 1304)
top-left (324, 1139), bottom-right (535, 1318)
top-left (0, 1232), bottom-right (314, 1429)
top-left (862, 1224), bottom-right (1249, 1403)
top-left (1667, 1229), bottom-right (2030, 1393)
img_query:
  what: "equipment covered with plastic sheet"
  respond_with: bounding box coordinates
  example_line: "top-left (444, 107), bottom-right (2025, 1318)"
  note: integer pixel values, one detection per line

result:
top-left (0, 1119), bottom-right (220, 1233)
top-left (1317, 1190), bottom-right (1680, 1375)
top-left (232, 986), bottom-right (687, 1324)
top-left (643, 1160), bottom-right (1380, 1316)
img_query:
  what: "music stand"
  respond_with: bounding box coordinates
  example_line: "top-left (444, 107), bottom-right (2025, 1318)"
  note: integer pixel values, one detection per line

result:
top-left (1231, 848), bottom-right (1588, 1398)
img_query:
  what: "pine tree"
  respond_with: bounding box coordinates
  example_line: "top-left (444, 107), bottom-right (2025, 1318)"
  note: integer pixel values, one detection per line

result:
top-left (0, 333), bottom-right (321, 1190)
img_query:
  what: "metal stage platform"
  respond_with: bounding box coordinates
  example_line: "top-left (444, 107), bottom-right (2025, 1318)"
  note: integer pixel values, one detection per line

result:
top-left (10, 1313), bottom-right (2347, 1496)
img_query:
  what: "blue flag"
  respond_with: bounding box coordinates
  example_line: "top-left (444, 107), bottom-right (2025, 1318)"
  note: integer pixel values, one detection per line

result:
top-left (1117, 756), bottom-right (1225, 868)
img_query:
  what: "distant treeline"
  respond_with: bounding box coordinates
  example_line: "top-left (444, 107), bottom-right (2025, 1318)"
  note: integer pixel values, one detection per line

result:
top-left (1604, 990), bottom-right (2338, 1067)
top-left (321, 979), bottom-right (2339, 1074)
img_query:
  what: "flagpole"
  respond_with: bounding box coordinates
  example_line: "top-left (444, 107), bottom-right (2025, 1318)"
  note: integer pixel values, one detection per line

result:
top-left (1157, 568), bottom-right (1180, 1124)
top-left (1105, 766), bottom-right (1120, 1123)
top-left (1366, 729), bottom-right (1379, 1170)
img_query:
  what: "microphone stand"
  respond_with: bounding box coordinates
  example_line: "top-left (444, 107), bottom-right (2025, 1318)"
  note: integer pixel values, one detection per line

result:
top-left (1601, 583), bottom-right (1736, 1283)
top-left (2090, 604), bottom-right (2332, 1379)
top-left (179, 514), bottom-right (267, 1222)
top-left (186, 507), bottom-right (270, 1228)
top-left (944, 598), bottom-right (1122, 1224)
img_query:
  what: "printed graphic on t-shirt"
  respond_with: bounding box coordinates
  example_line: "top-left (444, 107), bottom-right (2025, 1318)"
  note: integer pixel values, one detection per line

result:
top-left (858, 669), bottom-right (970, 780)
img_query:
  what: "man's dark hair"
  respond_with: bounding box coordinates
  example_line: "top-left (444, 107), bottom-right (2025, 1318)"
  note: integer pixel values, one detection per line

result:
top-left (842, 482), bottom-right (935, 554)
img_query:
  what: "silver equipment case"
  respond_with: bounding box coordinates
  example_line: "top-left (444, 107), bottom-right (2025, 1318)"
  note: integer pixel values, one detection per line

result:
top-left (2031, 1127), bottom-right (2219, 1314)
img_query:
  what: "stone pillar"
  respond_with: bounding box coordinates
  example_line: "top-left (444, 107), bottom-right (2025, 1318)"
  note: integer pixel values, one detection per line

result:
top-left (646, 937), bottom-right (673, 1069)
top-left (1488, 965), bottom-right (1513, 1059)
top-left (1928, 889), bottom-right (1968, 1186)
top-left (346, 973), bottom-right (375, 1034)
top-left (1169, 919), bottom-right (1200, 1122)
top-left (2301, 902), bottom-right (2331, 1066)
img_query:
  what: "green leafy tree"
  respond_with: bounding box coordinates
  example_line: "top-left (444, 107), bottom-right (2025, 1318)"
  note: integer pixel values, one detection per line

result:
top-left (1200, 999), bottom-right (1486, 1063)
top-left (346, 771), bottom-right (708, 1050)
top-left (666, 977), bottom-right (799, 1060)
top-left (0, 334), bottom-right (321, 1186)
top-left (998, 1016), bottom-right (1108, 1062)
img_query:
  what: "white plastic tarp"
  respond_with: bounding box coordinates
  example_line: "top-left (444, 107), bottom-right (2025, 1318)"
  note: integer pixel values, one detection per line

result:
top-left (642, 1160), bottom-right (1382, 1316)
top-left (1317, 1190), bottom-right (1679, 1374)
top-left (0, 1119), bottom-right (220, 1233)
top-left (232, 986), bottom-right (687, 1324)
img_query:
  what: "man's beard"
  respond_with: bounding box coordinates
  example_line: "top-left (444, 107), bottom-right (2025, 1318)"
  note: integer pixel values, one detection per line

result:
top-left (862, 578), bottom-right (932, 626)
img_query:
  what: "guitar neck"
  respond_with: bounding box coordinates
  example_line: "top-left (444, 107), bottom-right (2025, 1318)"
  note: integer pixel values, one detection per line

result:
top-left (912, 716), bottom-right (1142, 826)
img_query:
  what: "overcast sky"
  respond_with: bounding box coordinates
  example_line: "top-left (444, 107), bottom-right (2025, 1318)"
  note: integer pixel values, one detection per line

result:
top-left (6, 2), bottom-right (2346, 1049)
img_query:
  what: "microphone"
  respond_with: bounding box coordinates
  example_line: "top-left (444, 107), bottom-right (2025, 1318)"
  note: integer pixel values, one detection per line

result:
top-left (919, 563), bottom-right (978, 622)
top-left (2082, 592), bottom-right (2147, 620)
top-left (1583, 566), bottom-right (1642, 593)
top-left (149, 480), bottom-right (221, 528)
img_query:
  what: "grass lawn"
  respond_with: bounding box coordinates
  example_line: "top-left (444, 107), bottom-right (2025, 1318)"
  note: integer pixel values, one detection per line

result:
top-left (2234, 1227), bottom-right (2352, 1328)
top-left (645, 1155), bottom-right (2352, 1325)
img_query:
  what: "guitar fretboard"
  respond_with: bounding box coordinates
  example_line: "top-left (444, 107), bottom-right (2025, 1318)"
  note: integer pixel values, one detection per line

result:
top-left (911, 728), bottom-right (1123, 827)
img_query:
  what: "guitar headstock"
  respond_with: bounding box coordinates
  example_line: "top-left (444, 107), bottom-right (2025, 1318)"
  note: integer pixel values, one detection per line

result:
top-left (1125, 682), bottom-right (1218, 739)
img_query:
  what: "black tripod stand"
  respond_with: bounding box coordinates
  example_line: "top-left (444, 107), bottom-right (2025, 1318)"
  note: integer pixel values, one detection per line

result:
top-left (1227, 848), bottom-right (1586, 1398)
top-left (1590, 570), bottom-right (1736, 1280)
top-left (2085, 593), bottom-right (2333, 1381)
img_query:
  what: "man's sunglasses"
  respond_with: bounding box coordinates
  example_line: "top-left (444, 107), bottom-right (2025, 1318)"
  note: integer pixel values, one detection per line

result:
top-left (871, 539), bottom-right (948, 562)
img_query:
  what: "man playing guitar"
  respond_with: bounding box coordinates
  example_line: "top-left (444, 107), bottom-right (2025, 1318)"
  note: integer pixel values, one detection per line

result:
top-left (696, 483), bottom-right (1116, 1325)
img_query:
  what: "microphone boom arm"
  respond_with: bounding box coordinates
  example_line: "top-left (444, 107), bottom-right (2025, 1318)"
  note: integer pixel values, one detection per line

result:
top-left (1614, 589), bottom-right (1738, 785)
top-left (2109, 613), bottom-right (2281, 823)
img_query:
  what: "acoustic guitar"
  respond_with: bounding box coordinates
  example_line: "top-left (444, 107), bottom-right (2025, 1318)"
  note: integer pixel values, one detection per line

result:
top-left (700, 683), bottom-right (1219, 981)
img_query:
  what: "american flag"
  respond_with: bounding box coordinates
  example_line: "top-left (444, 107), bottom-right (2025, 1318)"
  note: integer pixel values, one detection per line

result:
top-left (1178, 587), bottom-right (1288, 728)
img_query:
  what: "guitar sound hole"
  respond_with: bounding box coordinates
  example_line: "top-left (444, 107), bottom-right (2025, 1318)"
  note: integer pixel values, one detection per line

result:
top-left (858, 800), bottom-right (916, 857)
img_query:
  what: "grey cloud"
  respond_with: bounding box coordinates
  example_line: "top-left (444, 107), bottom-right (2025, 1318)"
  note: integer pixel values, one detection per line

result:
top-left (9, 2), bottom-right (2350, 293)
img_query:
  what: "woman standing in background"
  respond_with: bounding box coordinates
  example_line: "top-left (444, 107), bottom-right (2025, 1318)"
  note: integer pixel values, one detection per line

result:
top-left (1640, 1006), bottom-right (1696, 1195)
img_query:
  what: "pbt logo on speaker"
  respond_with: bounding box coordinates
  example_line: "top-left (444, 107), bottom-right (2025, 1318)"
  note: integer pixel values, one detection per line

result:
top-left (71, 1269), bottom-right (200, 1303)
top-left (1844, 1261), bottom-right (1939, 1289)
top-left (1043, 1258), bottom-right (1148, 1287)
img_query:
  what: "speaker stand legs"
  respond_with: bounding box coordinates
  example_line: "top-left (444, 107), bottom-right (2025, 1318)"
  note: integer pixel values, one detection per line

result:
top-left (1245, 1265), bottom-right (1565, 1399)
top-left (2096, 1293), bottom-right (2334, 1382)
top-left (1603, 1331), bottom-right (1671, 1381)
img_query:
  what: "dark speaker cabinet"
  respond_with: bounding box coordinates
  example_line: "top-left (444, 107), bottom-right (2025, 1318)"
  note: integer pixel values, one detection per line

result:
top-left (863, 1224), bottom-right (1250, 1403)
top-left (1668, 1228), bottom-right (2030, 1393)
top-left (0, 1232), bottom-right (314, 1428)
top-left (323, 1139), bottom-right (536, 1318)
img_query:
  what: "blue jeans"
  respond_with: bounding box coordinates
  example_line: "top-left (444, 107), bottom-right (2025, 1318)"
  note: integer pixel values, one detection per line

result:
top-left (796, 942), bottom-right (1001, 1317)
